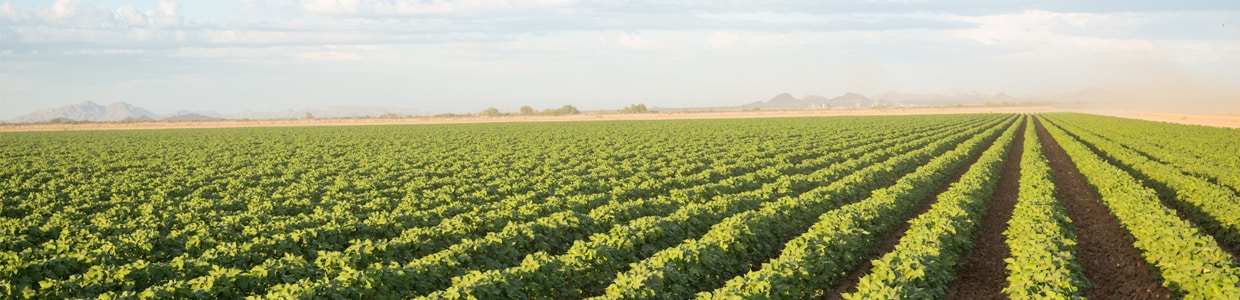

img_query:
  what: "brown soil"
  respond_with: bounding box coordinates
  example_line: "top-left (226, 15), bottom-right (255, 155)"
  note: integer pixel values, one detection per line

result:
top-left (1063, 128), bottom-right (1240, 260)
top-left (0, 106), bottom-right (1055, 132)
top-left (943, 119), bottom-right (1026, 299)
top-left (1034, 118), bottom-right (1173, 300)
top-left (825, 119), bottom-right (1013, 300)
top-left (1115, 113), bottom-right (1240, 129)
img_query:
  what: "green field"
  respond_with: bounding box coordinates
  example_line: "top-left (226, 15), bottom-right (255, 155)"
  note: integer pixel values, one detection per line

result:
top-left (2, 113), bottom-right (1238, 299)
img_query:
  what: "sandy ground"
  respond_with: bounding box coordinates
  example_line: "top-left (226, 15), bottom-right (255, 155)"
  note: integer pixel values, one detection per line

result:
top-left (1107, 112), bottom-right (1240, 129)
top-left (5, 106), bottom-right (1235, 132)
top-left (0, 106), bottom-right (1056, 132)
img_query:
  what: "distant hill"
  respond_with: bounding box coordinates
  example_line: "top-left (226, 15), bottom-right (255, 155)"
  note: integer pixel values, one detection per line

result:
top-left (743, 91), bottom-right (1020, 109)
top-left (163, 113), bottom-right (222, 122)
top-left (742, 93), bottom-right (806, 109)
top-left (871, 90), bottom-right (1014, 106)
top-left (10, 101), bottom-right (159, 123)
top-left (742, 92), bottom-right (878, 109)
top-left (230, 106), bottom-right (421, 120)
top-left (8, 102), bottom-right (423, 123)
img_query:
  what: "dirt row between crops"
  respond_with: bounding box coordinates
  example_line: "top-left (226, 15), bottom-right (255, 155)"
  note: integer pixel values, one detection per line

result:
top-left (825, 118), bottom-right (1012, 299)
top-left (943, 118), bottom-right (1026, 299)
top-left (1034, 118), bottom-right (1173, 299)
top-left (1053, 126), bottom-right (1240, 260)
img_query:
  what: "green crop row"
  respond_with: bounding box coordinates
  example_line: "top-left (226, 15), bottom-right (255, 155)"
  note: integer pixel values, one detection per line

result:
top-left (1044, 114), bottom-right (1240, 250)
top-left (9, 117), bottom-right (932, 297)
top-left (1040, 117), bottom-right (1240, 299)
top-left (597, 116), bottom-right (1017, 299)
top-left (7, 117), bottom-right (973, 298)
top-left (841, 115), bottom-right (1020, 299)
top-left (698, 115), bottom-right (1019, 300)
top-left (1042, 113), bottom-right (1239, 193)
top-left (1001, 118), bottom-right (1088, 299)
top-left (325, 116), bottom-right (1003, 299)
top-left (424, 116), bottom-right (1012, 299)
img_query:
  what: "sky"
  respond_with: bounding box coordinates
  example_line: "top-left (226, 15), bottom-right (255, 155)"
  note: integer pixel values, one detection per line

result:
top-left (1, 0), bottom-right (1238, 118)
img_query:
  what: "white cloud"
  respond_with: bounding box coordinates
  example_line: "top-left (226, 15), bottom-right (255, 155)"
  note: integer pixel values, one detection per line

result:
top-left (2, 0), bottom-right (1238, 119)
top-left (153, 0), bottom-right (179, 25)
top-left (0, 1), bottom-right (18, 20)
top-left (47, 0), bottom-right (78, 20)
top-left (113, 7), bottom-right (145, 25)
top-left (297, 0), bottom-right (580, 16)
top-left (617, 32), bottom-right (657, 49)
top-left (951, 10), bottom-right (1146, 49)
top-left (63, 49), bottom-right (147, 55)
top-left (302, 51), bottom-right (362, 60)
top-left (710, 31), bottom-right (739, 47)
top-left (174, 47), bottom-right (291, 59)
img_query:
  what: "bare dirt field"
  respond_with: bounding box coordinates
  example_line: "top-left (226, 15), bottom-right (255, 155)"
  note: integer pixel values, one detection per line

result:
top-left (7, 106), bottom-right (1237, 132)
top-left (1109, 113), bottom-right (1240, 129)
top-left (0, 106), bottom-right (1056, 132)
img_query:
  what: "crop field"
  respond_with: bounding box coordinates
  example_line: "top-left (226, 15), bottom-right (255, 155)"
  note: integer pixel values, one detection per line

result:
top-left (2, 113), bottom-right (1238, 299)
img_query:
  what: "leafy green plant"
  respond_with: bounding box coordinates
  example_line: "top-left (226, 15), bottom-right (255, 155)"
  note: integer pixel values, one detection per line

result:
top-left (1002, 118), bottom-right (1088, 299)
top-left (1041, 116), bottom-right (1240, 299)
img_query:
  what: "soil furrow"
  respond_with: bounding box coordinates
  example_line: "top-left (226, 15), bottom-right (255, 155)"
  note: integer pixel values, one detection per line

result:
top-left (943, 119), bottom-right (1026, 299)
top-left (1049, 122), bottom-right (1240, 260)
top-left (824, 119), bottom-right (1013, 300)
top-left (1033, 118), bottom-right (1172, 300)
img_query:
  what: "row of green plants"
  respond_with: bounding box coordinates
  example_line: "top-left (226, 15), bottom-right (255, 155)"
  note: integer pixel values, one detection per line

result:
top-left (1044, 113), bottom-right (1239, 193)
top-left (0, 116), bottom-right (1003, 298)
top-left (1041, 117), bottom-right (1240, 299)
top-left (317, 113), bottom-right (952, 272)
top-left (424, 116), bottom-right (1012, 299)
top-left (284, 116), bottom-right (1001, 299)
top-left (1001, 119), bottom-right (1088, 299)
top-left (1045, 114), bottom-right (1240, 249)
top-left (0, 119), bottom-right (833, 298)
top-left (345, 115), bottom-right (989, 298)
top-left (5, 133), bottom-right (744, 298)
top-left (595, 116), bottom-right (1017, 299)
top-left (296, 120), bottom-right (955, 298)
top-left (699, 115), bottom-right (1018, 299)
top-left (842, 115), bottom-right (1019, 299)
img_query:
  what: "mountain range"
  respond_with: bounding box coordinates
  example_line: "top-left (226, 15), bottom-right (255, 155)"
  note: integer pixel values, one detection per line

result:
top-left (8, 101), bottom-right (165, 123)
top-left (8, 91), bottom-right (1026, 123)
top-left (742, 91), bottom-right (1019, 109)
top-left (7, 101), bottom-right (423, 123)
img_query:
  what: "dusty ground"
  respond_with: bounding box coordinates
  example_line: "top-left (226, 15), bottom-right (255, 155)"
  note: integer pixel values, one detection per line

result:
top-left (945, 119), bottom-right (1025, 299)
top-left (826, 119), bottom-right (1005, 299)
top-left (0, 106), bottom-right (1053, 132)
top-left (5, 106), bottom-right (1236, 132)
top-left (1035, 118), bottom-right (1173, 299)
top-left (1105, 112), bottom-right (1240, 128)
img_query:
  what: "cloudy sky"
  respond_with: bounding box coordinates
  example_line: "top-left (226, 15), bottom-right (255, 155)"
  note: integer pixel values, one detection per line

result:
top-left (1, 0), bottom-right (1237, 118)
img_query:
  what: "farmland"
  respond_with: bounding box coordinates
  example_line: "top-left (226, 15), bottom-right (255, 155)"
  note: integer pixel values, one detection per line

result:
top-left (2, 113), bottom-right (1238, 299)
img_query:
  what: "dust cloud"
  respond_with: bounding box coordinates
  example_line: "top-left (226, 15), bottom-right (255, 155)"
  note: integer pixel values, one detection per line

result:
top-left (1035, 53), bottom-right (1240, 115)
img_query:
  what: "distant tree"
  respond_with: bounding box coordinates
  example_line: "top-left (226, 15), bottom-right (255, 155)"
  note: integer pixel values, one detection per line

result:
top-left (542, 105), bottom-right (579, 116)
top-left (619, 103), bottom-right (649, 113)
top-left (480, 107), bottom-right (503, 117)
top-left (519, 105), bottom-right (536, 115)
top-left (304, 111), bottom-right (315, 119)
top-left (557, 105), bottom-right (580, 115)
